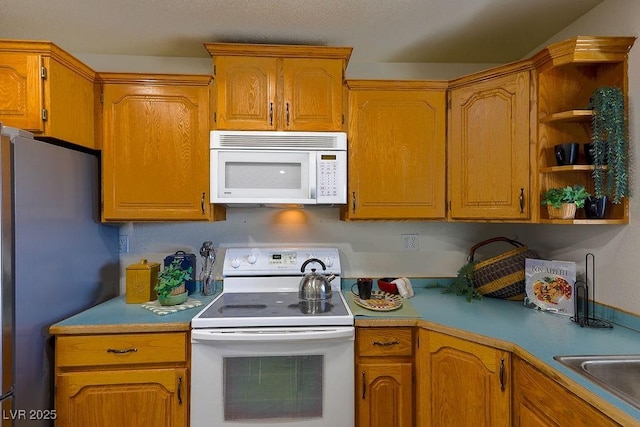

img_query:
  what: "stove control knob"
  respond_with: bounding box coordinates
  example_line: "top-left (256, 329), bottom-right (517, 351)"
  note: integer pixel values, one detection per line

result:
top-left (247, 254), bottom-right (258, 264)
top-left (230, 258), bottom-right (241, 268)
top-left (323, 257), bottom-right (334, 267)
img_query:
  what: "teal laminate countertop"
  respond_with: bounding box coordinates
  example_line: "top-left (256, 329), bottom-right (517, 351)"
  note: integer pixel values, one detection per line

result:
top-left (51, 285), bottom-right (640, 423)
top-left (352, 286), bottom-right (640, 424)
top-left (50, 293), bottom-right (219, 334)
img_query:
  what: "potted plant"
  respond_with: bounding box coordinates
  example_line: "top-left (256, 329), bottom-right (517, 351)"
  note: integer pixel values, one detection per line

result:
top-left (541, 185), bottom-right (590, 219)
top-left (155, 259), bottom-right (192, 306)
top-left (589, 86), bottom-right (629, 204)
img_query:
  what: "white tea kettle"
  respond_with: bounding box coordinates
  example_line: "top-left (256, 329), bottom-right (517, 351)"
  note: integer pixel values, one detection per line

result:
top-left (298, 258), bottom-right (335, 301)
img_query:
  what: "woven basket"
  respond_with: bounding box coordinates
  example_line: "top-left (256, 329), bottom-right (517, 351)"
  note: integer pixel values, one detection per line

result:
top-left (468, 237), bottom-right (540, 300)
top-left (547, 203), bottom-right (577, 219)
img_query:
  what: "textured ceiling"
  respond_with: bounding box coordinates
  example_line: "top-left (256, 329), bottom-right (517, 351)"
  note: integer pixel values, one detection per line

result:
top-left (0, 0), bottom-right (602, 63)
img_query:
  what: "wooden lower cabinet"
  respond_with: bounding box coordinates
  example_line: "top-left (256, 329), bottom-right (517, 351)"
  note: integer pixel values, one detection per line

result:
top-left (416, 329), bottom-right (510, 427)
top-left (54, 332), bottom-right (188, 427)
top-left (512, 356), bottom-right (620, 426)
top-left (355, 327), bottom-right (414, 427)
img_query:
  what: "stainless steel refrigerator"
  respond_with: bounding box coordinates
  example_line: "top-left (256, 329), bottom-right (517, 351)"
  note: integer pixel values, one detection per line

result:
top-left (0, 124), bottom-right (120, 427)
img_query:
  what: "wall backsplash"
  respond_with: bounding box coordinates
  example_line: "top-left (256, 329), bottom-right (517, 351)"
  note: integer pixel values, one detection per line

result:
top-left (118, 205), bottom-right (637, 317)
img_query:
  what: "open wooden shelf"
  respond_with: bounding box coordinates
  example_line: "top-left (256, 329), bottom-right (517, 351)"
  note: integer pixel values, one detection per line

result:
top-left (540, 218), bottom-right (628, 225)
top-left (540, 109), bottom-right (593, 124)
top-left (540, 165), bottom-right (600, 173)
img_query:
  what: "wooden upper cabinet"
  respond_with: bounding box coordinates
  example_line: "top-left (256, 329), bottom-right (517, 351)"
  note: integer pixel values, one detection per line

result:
top-left (344, 81), bottom-right (446, 220)
top-left (213, 56), bottom-right (277, 130)
top-left (0, 40), bottom-right (97, 149)
top-left (448, 69), bottom-right (532, 221)
top-left (206, 43), bottom-right (352, 131)
top-left (282, 58), bottom-right (345, 130)
top-left (99, 73), bottom-right (220, 221)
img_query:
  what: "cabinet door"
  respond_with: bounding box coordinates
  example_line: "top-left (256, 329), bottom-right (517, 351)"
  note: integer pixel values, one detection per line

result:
top-left (357, 362), bottom-right (413, 427)
top-left (102, 83), bottom-right (211, 220)
top-left (512, 357), bottom-right (619, 426)
top-left (449, 71), bottom-right (531, 220)
top-left (56, 368), bottom-right (187, 427)
top-left (44, 57), bottom-right (96, 149)
top-left (0, 52), bottom-right (43, 131)
top-left (346, 89), bottom-right (446, 219)
top-left (283, 58), bottom-right (344, 131)
top-left (214, 56), bottom-right (277, 130)
top-left (418, 330), bottom-right (510, 427)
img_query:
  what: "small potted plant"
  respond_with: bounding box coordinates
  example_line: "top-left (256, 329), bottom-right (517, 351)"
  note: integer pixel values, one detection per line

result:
top-left (541, 185), bottom-right (590, 219)
top-left (155, 259), bottom-right (192, 306)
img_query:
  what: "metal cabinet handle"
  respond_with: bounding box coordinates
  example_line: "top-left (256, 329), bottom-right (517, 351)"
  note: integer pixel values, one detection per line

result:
top-left (286, 103), bottom-right (290, 126)
top-left (499, 358), bottom-right (505, 391)
top-left (352, 192), bottom-right (356, 214)
top-left (373, 340), bottom-right (400, 346)
top-left (519, 188), bottom-right (525, 213)
top-left (361, 371), bottom-right (366, 399)
top-left (178, 376), bottom-right (183, 405)
top-left (269, 102), bottom-right (273, 126)
top-left (201, 192), bottom-right (206, 215)
top-left (107, 348), bottom-right (137, 354)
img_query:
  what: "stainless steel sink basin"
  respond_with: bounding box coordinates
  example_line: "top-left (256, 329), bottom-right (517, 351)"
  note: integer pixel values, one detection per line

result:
top-left (554, 355), bottom-right (640, 409)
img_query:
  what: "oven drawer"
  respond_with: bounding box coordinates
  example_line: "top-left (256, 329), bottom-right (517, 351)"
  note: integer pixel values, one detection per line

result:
top-left (56, 332), bottom-right (187, 368)
top-left (357, 327), bottom-right (413, 357)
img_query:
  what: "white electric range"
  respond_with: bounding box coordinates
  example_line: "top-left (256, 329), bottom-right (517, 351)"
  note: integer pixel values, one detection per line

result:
top-left (190, 247), bottom-right (354, 427)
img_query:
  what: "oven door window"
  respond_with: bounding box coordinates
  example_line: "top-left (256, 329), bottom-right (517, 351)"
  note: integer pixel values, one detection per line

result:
top-left (224, 355), bottom-right (323, 421)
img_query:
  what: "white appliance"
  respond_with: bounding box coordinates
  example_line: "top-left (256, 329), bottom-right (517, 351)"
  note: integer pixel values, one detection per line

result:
top-left (210, 130), bottom-right (347, 205)
top-left (0, 125), bottom-right (120, 426)
top-left (191, 247), bottom-right (354, 427)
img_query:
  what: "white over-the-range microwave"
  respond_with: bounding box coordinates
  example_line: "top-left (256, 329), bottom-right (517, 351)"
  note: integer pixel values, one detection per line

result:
top-left (210, 130), bottom-right (347, 206)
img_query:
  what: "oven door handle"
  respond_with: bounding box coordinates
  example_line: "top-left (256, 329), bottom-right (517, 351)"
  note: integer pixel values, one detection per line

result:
top-left (191, 328), bottom-right (354, 342)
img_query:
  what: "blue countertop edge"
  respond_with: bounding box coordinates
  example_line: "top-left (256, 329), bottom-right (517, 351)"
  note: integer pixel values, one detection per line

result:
top-left (350, 279), bottom-right (640, 423)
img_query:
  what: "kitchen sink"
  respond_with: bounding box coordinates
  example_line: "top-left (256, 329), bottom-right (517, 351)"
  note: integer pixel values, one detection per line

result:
top-left (554, 354), bottom-right (640, 409)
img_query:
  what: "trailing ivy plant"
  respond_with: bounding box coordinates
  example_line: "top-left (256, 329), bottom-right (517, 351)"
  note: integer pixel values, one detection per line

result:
top-left (439, 261), bottom-right (483, 302)
top-left (589, 86), bottom-right (629, 204)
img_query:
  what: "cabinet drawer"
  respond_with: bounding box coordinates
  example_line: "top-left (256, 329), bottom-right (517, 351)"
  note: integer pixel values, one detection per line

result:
top-left (56, 332), bottom-right (187, 368)
top-left (357, 327), bottom-right (413, 357)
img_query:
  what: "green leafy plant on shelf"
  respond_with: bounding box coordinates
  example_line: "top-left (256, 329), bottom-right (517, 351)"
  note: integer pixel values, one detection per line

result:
top-left (154, 259), bottom-right (193, 298)
top-left (540, 185), bottom-right (590, 209)
top-left (589, 86), bottom-right (629, 204)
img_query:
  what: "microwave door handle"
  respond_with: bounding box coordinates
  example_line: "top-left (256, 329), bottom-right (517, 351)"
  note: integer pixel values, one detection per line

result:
top-left (309, 153), bottom-right (317, 199)
top-left (192, 328), bottom-right (354, 342)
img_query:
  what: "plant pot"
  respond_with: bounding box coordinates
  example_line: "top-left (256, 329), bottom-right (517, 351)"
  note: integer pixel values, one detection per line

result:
top-left (585, 196), bottom-right (608, 219)
top-left (547, 203), bottom-right (577, 219)
top-left (158, 291), bottom-right (188, 306)
top-left (170, 284), bottom-right (186, 295)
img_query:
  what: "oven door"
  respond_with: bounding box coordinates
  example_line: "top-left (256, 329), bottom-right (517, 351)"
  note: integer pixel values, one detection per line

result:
top-left (211, 150), bottom-right (316, 204)
top-left (191, 326), bottom-right (354, 427)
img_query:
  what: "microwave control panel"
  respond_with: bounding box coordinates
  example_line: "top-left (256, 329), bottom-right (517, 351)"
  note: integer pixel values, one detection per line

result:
top-left (316, 151), bottom-right (346, 204)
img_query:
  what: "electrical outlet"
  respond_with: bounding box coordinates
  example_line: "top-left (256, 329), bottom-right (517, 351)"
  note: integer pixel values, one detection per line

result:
top-left (118, 234), bottom-right (129, 253)
top-left (401, 233), bottom-right (419, 251)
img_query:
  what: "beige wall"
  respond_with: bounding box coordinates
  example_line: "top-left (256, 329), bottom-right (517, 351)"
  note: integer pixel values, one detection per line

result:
top-left (116, 0), bottom-right (639, 317)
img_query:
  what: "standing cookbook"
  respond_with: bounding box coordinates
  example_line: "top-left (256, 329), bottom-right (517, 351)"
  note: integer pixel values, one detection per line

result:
top-left (524, 259), bottom-right (576, 316)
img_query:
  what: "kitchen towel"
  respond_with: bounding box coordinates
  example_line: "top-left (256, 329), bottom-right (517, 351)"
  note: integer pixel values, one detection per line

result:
top-left (392, 277), bottom-right (415, 298)
top-left (141, 297), bottom-right (203, 316)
